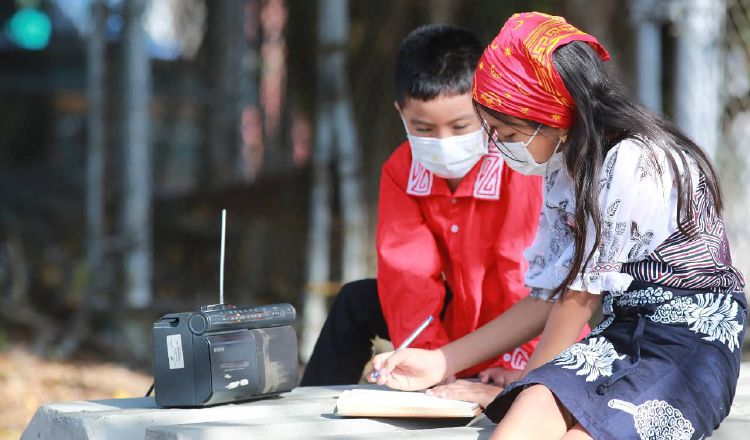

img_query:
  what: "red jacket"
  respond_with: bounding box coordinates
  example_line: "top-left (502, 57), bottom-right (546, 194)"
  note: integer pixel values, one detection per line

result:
top-left (376, 142), bottom-right (543, 377)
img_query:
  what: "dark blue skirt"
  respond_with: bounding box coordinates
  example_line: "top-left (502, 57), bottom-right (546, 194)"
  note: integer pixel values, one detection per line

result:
top-left (485, 282), bottom-right (747, 440)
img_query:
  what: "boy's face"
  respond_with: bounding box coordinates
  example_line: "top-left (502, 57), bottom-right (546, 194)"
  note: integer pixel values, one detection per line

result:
top-left (396, 93), bottom-right (481, 139)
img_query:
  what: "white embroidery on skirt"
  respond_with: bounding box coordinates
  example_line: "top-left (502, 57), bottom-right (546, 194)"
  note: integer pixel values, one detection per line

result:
top-left (608, 399), bottom-right (695, 440)
top-left (648, 293), bottom-right (743, 352)
top-left (553, 337), bottom-right (625, 382)
top-left (616, 286), bottom-right (674, 308)
top-left (589, 294), bottom-right (615, 336)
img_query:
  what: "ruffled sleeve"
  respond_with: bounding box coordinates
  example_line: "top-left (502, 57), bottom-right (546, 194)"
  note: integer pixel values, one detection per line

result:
top-left (525, 139), bottom-right (676, 300)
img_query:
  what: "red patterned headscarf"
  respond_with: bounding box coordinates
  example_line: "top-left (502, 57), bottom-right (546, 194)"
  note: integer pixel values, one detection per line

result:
top-left (472, 12), bottom-right (610, 128)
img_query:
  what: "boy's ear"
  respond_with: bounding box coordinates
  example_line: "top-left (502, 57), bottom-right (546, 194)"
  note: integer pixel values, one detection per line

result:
top-left (393, 101), bottom-right (401, 114)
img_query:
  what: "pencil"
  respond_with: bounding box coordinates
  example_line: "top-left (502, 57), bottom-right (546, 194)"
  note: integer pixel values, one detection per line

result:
top-left (370, 315), bottom-right (434, 381)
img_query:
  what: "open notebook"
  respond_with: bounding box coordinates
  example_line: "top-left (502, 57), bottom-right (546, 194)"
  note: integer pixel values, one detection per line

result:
top-left (335, 389), bottom-right (482, 418)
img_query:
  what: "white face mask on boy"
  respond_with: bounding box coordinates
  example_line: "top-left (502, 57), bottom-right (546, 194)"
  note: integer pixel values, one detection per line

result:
top-left (403, 120), bottom-right (488, 179)
top-left (497, 124), bottom-right (562, 176)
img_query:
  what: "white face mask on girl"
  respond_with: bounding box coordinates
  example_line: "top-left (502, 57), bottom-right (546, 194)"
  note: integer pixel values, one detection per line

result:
top-left (404, 120), bottom-right (488, 179)
top-left (497, 124), bottom-right (562, 176)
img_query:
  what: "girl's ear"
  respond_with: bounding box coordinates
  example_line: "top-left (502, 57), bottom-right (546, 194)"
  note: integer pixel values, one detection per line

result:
top-left (560, 129), bottom-right (569, 143)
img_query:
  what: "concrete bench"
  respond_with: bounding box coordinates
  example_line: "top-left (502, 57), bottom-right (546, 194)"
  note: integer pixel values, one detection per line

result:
top-left (22, 363), bottom-right (750, 439)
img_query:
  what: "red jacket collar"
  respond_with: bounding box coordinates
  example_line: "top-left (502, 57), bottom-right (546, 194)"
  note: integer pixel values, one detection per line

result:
top-left (407, 151), bottom-right (504, 200)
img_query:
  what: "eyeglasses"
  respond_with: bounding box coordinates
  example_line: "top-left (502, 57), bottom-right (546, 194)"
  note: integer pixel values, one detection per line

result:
top-left (479, 117), bottom-right (542, 164)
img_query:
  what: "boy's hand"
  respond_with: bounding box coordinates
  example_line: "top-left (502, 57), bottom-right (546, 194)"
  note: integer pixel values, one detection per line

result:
top-left (477, 367), bottom-right (523, 387)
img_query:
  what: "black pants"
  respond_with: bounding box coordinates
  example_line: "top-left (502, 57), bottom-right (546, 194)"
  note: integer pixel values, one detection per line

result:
top-left (301, 279), bottom-right (452, 386)
top-left (300, 279), bottom-right (389, 386)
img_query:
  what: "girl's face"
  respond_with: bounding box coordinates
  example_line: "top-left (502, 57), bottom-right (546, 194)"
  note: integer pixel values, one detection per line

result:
top-left (476, 107), bottom-right (566, 164)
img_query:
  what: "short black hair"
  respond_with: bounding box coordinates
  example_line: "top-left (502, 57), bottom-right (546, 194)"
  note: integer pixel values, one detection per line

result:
top-left (394, 25), bottom-right (483, 106)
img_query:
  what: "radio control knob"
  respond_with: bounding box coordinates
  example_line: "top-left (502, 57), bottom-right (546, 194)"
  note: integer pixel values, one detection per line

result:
top-left (188, 314), bottom-right (208, 335)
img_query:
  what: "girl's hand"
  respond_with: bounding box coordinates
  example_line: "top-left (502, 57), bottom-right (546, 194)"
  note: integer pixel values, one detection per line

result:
top-left (368, 348), bottom-right (447, 391)
top-left (478, 367), bottom-right (524, 387)
top-left (426, 380), bottom-right (502, 409)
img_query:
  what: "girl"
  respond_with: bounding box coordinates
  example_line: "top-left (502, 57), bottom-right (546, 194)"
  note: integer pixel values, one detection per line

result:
top-left (369, 12), bottom-right (746, 440)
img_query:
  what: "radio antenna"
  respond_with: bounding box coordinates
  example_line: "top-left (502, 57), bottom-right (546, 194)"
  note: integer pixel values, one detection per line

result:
top-left (219, 209), bottom-right (226, 305)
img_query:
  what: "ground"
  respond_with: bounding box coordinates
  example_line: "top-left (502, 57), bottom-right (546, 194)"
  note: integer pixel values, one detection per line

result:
top-left (0, 337), bottom-right (389, 440)
top-left (3, 337), bottom-right (746, 439)
top-left (0, 345), bottom-right (152, 440)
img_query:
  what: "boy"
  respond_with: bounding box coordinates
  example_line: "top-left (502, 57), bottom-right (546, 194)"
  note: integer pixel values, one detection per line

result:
top-left (301, 24), bottom-right (543, 386)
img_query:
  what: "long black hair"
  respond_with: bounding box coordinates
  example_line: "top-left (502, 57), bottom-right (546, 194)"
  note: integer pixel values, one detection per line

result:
top-left (479, 41), bottom-right (724, 298)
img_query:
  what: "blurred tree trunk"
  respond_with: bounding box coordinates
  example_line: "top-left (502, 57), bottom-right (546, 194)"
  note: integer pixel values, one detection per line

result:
top-left (209, 0), bottom-right (244, 186)
top-left (720, 0), bottom-right (749, 349)
top-left (630, 0), bottom-right (665, 113)
top-left (330, 0), bottom-right (368, 284)
top-left (562, 0), bottom-right (626, 79)
top-left (300, 0), bottom-right (334, 361)
top-left (258, 0), bottom-right (288, 174)
top-left (239, 0), bottom-right (262, 180)
top-left (122, 0), bottom-right (153, 308)
top-left (429, 0), bottom-right (453, 23)
top-left (86, 0), bottom-right (106, 307)
top-left (673, 0), bottom-right (725, 159)
top-left (57, 0), bottom-right (109, 358)
top-left (6, 234), bottom-right (28, 304)
top-left (301, 0), bottom-right (369, 361)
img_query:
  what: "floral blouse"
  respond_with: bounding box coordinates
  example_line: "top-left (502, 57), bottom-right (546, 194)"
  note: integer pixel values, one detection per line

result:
top-left (525, 138), bottom-right (745, 301)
